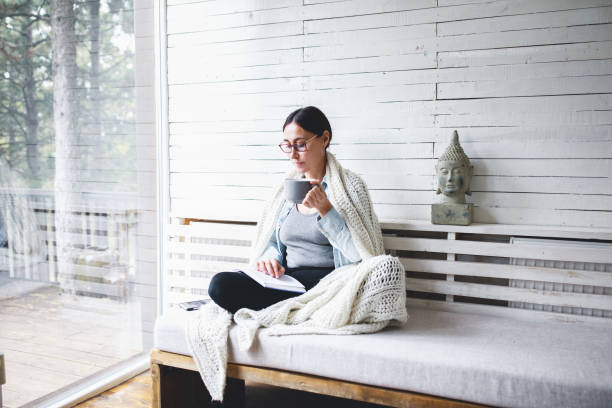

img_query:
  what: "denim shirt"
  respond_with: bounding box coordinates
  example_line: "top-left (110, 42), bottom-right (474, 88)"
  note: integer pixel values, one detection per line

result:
top-left (259, 177), bottom-right (361, 268)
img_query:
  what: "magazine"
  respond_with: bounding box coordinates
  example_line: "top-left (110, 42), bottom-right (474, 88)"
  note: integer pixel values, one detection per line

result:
top-left (235, 266), bottom-right (306, 293)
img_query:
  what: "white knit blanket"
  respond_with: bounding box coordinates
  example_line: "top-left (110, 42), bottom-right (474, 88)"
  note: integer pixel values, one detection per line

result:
top-left (186, 152), bottom-right (408, 401)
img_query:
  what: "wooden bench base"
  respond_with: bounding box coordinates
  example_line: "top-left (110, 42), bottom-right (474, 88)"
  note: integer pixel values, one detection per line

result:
top-left (150, 349), bottom-right (484, 408)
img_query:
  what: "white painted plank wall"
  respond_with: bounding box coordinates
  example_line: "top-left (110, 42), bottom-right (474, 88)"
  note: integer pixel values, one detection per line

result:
top-left (166, 0), bottom-right (612, 227)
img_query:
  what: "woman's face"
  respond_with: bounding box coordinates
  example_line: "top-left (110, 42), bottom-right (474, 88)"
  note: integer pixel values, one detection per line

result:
top-left (282, 122), bottom-right (329, 175)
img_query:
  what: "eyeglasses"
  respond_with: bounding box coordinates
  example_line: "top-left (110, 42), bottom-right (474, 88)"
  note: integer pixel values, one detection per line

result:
top-left (278, 135), bottom-right (318, 153)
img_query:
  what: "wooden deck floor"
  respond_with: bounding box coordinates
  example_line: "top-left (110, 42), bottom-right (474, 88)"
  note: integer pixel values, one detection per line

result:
top-left (0, 283), bottom-right (143, 408)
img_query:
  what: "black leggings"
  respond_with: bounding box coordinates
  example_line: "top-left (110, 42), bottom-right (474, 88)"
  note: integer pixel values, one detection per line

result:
top-left (208, 266), bottom-right (334, 314)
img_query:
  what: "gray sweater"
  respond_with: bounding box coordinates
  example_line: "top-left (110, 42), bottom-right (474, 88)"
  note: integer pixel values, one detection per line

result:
top-left (279, 204), bottom-right (335, 269)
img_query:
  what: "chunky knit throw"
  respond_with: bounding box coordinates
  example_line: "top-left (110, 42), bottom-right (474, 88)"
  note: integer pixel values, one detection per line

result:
top-left (186, 152), bottom-right (408, 401)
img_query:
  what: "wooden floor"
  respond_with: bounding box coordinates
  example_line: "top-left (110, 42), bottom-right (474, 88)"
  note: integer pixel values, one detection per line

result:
top-left (76, 372), bottom-right (153, 408)
top-left (2, 283), bottom-right (384, 408)
top-left (0, 283), bottom-right (143, 407)
top-left (77, 371), bottom-right (387, 408)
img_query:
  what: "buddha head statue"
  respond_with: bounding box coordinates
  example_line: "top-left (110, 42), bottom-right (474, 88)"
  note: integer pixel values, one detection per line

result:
top-left (435, 130), bottom-right (473, 204)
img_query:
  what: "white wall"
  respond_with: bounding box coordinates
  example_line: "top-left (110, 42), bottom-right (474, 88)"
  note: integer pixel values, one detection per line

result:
top-left (165, 0), bottom-right (612, 228)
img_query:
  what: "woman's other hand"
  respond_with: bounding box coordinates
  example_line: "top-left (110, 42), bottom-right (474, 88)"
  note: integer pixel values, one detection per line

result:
top-left (256, 259), bottom-right (286, 279)
top-left (302, 179), bottom-right (333, 216)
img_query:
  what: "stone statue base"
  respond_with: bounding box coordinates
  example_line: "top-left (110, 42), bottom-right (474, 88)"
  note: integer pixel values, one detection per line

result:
top-left (431, 203), bottom-right (473, 226)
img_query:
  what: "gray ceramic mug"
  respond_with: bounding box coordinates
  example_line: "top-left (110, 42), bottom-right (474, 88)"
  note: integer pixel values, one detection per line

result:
top-left (284, 178), bottom-right (315, 203)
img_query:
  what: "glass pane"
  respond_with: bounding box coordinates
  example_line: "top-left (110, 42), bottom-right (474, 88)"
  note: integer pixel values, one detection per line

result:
top-left (0, 0), bottom-right (154, 406)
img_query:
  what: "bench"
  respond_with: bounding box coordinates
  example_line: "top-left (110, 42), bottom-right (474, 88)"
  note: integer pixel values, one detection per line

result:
top-left (152, 218), bottom-right (612, 407)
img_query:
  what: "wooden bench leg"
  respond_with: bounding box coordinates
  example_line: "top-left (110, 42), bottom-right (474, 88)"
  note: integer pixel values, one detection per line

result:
top-left (152, 362), bottom-right (244, 408)
top-left (151, 362), bottom-right (162, 408)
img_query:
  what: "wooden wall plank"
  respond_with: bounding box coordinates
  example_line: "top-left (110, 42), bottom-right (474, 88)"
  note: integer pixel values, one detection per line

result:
top-left (438, 6), bottom-right (612, 36)
top-left (168, 53), bottom-right (437, 84)
top-left (303, 0), bottom-right (611, 33)
top-left (438, 76), bottom-right (612, 99)
top-left (439, 42), bottom-right (612, 68)
top-left (169, 123), bottom-right (612, 144)
top-left (470, 176), bottom-right (612, 195)
top-left (434, 141), bottom-right (612, 159)
top-left (170, 172), bottom-right (612, 195)
top-left (170, 142), bottom-right (433, 160)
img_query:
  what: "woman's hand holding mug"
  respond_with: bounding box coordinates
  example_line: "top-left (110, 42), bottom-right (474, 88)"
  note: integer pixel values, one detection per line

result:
top-left (256, 258), bottom-right (285, 279)
top-left (302, 179), bottom-right (332, 217)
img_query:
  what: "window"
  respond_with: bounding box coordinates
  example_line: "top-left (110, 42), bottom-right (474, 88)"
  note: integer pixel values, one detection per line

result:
top-left (0, 0), bottom-right (156, 405)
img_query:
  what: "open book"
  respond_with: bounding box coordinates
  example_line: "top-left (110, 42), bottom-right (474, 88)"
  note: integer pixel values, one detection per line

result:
top-left (235, 266), bottom-right (306, 293)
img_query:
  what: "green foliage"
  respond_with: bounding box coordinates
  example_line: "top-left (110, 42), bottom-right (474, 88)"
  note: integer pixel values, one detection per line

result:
top-left (0, 0), bottom-right (52, 186)
top-left (0, 0), bottom-right (137, 191)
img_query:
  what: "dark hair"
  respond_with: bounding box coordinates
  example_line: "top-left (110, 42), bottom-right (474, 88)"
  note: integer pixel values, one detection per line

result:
top-left (282, 106), bottom-right (332, 149)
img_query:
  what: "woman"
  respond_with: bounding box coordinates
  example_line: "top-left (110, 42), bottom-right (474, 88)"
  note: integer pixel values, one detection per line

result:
top-left (188, 110), bottom-right (404, 400)
top-left (208, 106), bottom-right (366, 313)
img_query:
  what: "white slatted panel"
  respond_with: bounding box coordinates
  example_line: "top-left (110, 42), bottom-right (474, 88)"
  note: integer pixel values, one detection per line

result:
top-left (509, 238), bottom-right (612, 317)
top-left (166, 219), bottom-right (612, 321)
top-left (383, 222), bottom-right (612, 321)
top-left (166, 0), bottom-right (612, 227)
top-left (165, 220), bottom-right (255, 308)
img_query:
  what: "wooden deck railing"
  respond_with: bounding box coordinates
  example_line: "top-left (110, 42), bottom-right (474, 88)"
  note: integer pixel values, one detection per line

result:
top-left (0, 188), bottom-right (140, 300)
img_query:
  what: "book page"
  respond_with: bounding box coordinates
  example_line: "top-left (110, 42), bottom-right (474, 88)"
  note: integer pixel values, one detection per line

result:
top-left (236, 267), bottom-right (305, 292)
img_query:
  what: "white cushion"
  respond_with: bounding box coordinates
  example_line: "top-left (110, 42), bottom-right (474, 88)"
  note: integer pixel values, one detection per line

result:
top-left (154, 307), bottom-right (612, 408)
